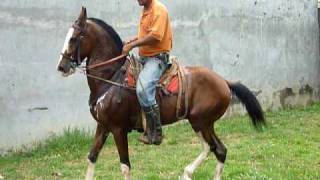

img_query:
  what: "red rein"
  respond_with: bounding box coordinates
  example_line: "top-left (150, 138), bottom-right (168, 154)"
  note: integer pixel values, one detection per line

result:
top-left (86, 54), bottom-right (127, 70)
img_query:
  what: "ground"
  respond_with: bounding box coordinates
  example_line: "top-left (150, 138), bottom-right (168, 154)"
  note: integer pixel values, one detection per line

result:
top-left (1, 103), bottom-right (320, 179)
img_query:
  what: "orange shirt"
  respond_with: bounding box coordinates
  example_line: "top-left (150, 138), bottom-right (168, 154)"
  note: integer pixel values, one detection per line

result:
top-left (138, 0), bottom-right (173, 57)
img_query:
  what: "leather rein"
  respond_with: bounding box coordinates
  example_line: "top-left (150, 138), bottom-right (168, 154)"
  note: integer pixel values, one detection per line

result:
top-left (62, 23), bottom-right (132, 89)
top-left (77, 54), bottom-right (134, 90)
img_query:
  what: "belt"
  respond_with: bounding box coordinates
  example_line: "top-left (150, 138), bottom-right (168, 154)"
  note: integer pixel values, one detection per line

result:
top-left (154, 52), bottom-right (169, 62)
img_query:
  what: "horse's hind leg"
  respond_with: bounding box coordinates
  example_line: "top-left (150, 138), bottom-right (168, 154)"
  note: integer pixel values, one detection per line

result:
top-left (202, 127), bottom-right (227, 180)
top-left (181, 131), bottom-right (210, 180)
top-left (86, 124), bottom-right (109, 180)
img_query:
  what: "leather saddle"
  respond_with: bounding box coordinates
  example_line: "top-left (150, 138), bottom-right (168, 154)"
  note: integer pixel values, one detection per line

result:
top-left (124, 55), bottom-right (190, 132)
top-left (124, 55), bottom-right (180, 95)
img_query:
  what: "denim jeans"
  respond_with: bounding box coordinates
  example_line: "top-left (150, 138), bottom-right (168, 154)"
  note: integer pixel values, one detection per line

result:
top-left (136, 56), bottom-right (168, 108)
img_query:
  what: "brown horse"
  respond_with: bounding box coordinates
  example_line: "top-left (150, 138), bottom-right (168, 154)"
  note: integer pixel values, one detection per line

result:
top-left (57, 7), bottom-right (265, 180)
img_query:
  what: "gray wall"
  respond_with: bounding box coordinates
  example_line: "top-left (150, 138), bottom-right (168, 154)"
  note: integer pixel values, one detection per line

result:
top-left (0, 0), bottom-right (319, 153)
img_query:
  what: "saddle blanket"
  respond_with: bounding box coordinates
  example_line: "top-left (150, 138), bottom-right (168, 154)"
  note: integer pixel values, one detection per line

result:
top-left (125, 56), bottom-right (180, 94)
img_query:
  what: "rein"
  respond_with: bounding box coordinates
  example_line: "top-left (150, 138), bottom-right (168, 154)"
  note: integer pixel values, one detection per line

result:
top-left (86, 54), bottom-right (127, 70)
top-left (78, 68), bottom-right (134, 90)
top-left (65, 21), bottom-right (131, 90)
top-left (76, 54), bottom-right (135, 90)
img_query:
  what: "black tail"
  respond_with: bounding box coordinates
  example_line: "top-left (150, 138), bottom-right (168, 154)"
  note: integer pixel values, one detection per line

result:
top-left (228, 82), bottom-right (266, 130)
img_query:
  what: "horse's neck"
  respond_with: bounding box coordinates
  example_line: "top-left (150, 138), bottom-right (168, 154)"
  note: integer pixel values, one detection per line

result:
top-left (87, 50), bottom-right (124, 107)
top-left (85, 21), bottom-right (124, 107)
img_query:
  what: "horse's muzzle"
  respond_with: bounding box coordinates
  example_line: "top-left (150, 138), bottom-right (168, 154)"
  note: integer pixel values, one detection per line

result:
top-left (57, 65), bottom-right (65, 72)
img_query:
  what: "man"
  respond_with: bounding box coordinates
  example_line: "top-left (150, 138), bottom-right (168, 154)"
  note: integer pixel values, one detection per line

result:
top-left (122, 0), bottom-right (173, 145)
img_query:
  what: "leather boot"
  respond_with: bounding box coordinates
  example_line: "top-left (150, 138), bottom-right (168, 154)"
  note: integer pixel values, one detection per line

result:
top-left (150, 104), bottom-right (162, 145)
top-left (138, 108), bottom-right (154, 144)
top-left (138, 105), bottom-right (163, 145)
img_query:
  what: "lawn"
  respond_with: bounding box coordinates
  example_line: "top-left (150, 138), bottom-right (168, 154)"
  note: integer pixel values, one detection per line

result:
top-left (1, 103), bottom-right (320, 180)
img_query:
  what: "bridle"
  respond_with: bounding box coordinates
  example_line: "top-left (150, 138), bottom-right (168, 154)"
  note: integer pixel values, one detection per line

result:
top-left (61, 21), bottom-right (127, 69)
top-left (60, 22), bottom-right (86, 68)
top-left (60, 21), bottom-right (132, 89)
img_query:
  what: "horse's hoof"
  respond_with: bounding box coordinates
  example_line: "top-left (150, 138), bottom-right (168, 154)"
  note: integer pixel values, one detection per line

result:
top-left (180, 174), bottom-right (192, 180)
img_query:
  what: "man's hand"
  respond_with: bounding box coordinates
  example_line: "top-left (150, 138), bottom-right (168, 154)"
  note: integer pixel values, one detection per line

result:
top-left (122, 34), bottom-right (159, 55)
top-left (122, 43), bottom-right (134, 55)
top-left (123, 37), bottom-right (138, 45)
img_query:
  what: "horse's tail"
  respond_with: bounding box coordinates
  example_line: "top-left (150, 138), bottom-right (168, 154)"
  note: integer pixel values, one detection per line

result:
top-left (227, 81), bottom-right (266, 130)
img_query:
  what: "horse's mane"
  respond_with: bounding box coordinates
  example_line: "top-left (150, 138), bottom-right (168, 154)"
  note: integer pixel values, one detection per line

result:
top-left (88, 17), bottom-right (123, 53)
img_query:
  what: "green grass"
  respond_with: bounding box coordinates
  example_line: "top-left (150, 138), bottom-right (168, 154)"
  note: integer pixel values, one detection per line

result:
top-left (1, 103), bottom-right (320, 179)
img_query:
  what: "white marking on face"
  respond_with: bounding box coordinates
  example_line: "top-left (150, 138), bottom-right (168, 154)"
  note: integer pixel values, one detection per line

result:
top-left (86, 159), bottom-right (95, 180)
top-left (58, 28), bottom-right (74, 65)
top-left (120, 163), bottom-right (131, 180)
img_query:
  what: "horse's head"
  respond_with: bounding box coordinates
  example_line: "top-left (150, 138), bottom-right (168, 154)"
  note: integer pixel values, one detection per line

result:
top-left (57, 7), bottom-right (92, 76)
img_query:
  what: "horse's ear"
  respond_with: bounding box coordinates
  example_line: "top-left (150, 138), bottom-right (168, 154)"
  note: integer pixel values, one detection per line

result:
top-left (82, 6), bottom-right (87, 19)
top-left (77, 6), bottom-right (87, 25)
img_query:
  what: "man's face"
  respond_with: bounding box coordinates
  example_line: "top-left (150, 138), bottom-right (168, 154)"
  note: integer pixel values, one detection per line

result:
top-left (137, 0), bottom-right (149, 6)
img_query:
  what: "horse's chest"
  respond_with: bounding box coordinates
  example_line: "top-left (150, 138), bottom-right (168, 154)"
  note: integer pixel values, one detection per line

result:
top-left (89, 92), bottom-right (112, 122)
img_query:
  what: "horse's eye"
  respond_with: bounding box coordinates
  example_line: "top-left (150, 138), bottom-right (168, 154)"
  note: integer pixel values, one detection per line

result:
top-left (69, 37), bottom-right (77, 43)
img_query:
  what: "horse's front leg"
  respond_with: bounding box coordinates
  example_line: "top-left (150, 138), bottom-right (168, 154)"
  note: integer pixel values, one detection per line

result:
top-left (86, 124), bottom-right (109, 180)
top-left (113, 128), bottom-right (131, 180)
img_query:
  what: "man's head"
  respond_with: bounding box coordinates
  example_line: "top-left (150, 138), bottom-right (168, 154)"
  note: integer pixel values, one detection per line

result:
top-left (137, 0), bottom-right (152, 7)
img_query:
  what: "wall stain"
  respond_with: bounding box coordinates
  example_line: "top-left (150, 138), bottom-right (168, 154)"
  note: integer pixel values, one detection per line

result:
top-left (299, 84), bottom-right (313, 95)
top-left (279, 85), bottom-right (315, 108)
top-left (279, 87), bottom-right (295, 107)
top-left (28, 107), bottom-right (49, 112)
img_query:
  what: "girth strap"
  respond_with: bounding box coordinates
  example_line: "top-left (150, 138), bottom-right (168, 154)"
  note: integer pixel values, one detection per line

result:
top-left (176, 66), bottom-right (190, 120)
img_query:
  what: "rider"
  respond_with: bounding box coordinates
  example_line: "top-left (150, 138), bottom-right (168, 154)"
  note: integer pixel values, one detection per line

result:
top-left (122, 0), bottom-right (173, 145)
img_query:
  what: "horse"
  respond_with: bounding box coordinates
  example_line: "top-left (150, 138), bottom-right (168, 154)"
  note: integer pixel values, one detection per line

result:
top-left (57, 7), bottom-right (265, 180)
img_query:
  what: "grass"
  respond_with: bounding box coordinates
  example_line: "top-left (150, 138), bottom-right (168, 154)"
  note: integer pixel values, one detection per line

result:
top-left (1, 103), bottom-right (320, 179)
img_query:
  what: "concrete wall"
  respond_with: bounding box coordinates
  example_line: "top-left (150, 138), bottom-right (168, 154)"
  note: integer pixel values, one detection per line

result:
top-left (0, 0), bottom-right (319, 153)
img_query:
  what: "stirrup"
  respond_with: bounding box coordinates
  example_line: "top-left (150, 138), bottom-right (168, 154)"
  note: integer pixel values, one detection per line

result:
top-left (151, 134), bottom-right (163, 145)
top-left (139, 105), bottom-right (163, 145)
top-left (138, 133), bottom-right (152, 144)
top-left (138, 133), bottom-right (163, 145)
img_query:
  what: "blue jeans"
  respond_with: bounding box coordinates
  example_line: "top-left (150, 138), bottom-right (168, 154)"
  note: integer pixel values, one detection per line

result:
top-left (136, 56), bottom-right (168, 108)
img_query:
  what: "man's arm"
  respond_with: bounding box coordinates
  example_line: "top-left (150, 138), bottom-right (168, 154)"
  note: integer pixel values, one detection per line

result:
top-left (131, 34), bottom-right (159, 47)
top-left (124, 36), bottom-right (138, 45)
top-left (122, 34), bottom-right (159, 55)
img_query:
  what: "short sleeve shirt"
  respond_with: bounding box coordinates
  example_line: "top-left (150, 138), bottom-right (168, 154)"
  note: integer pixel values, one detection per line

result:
top-left (138, 0), bottom-right (173, 57)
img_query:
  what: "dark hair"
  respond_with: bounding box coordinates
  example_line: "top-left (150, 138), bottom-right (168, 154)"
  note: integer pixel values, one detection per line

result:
top-left (88, 17), bottom-right (123, 53)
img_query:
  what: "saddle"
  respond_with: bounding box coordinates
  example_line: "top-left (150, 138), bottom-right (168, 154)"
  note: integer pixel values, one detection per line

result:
top-left (124, 55), bottom-right (190, 132)
top-left (125, 55), bottom-right (180, 95)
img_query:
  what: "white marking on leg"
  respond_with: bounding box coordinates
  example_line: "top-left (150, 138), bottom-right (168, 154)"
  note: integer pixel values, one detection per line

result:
top-left (120, 163), bottom-right (131, 180)
top-left (213, 161), bottom-right (224, 180)
top-left (57, 27), bottom-right (74, 65)
top-left (85, 159), bottom-right (95, 180)
top-left (181, 132), bottom-right (210, 180)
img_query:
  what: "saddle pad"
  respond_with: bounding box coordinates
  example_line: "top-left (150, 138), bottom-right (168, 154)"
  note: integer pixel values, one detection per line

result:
top-left (166, 75), bottom-right (179, 93)
top-left (125, 56), bottom-right (180, 94)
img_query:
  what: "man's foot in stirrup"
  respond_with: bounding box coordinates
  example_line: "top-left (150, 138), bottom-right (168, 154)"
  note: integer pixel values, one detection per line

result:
top-left (138, 104), bottom-right (163, 145)
top-left (151, 133), bottom-right (163, 145)
top-left (138, 132), bottom-right (163, 145)
top-left (151, 104), bottom-right (163, 145)
top-left (138, 132), bottom-right (152, 144)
